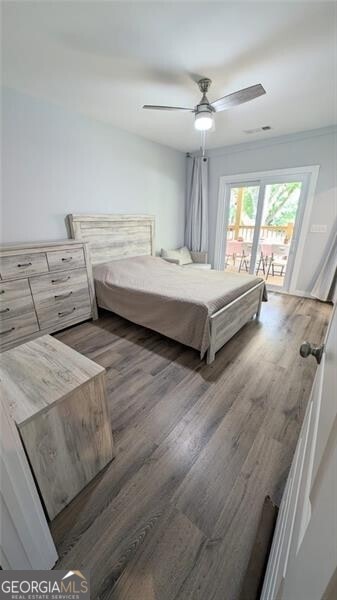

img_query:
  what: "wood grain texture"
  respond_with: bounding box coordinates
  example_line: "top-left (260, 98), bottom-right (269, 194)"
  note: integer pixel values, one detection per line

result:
top-left (108, 505), bottom-right (205, 600)
top-left (0, 241), bottom-right (96, 350)
top-left (0, 252), bottom-right (48, 280)
top-left (0, 335), bottom-right (105, 425)
top-left (0, 278), bottom-right (35, 321)
top-left (29, 267), bottom-right (89, 297)
top-left (30, 268), bottom-right (91, 329)
top-left (20, 373), bottom-right (113, 519)
top-left (51, 294), bottom-right (331, 600)
top-left (68, 214), bottom-right (156, 265)
top-left (0, 335), bottom-right (113, 520)
top-left (0, 240), bottom-right (86, 253)
top-left (0, 311), bottom-right (39, 348)
top-left (207, 281), bottom-right (263, 363)
top-left (34, 291), bottom-right (91, 330)
top-left (239, 496), bottom-right (278, 600)
top-left (174, 434), bottom-right (290, 600)
top-left (82, 241), bottom-right (98, 320)
top-left (46, 248), bottom-right (85, 271)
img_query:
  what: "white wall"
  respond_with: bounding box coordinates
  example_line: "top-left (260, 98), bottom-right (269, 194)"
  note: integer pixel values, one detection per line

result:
top-left (204, 126), bottom-right (337, 294)
top-left (1, 88), bottom-right (186, 251)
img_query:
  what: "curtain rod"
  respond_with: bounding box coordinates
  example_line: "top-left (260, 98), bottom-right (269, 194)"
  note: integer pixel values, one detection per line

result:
top-left (186, 152), bottom-right (208, 160)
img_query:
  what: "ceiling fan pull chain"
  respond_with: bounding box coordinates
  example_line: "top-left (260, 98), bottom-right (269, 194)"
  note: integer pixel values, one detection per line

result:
top-left (201, 130), bottom-right (206, 157)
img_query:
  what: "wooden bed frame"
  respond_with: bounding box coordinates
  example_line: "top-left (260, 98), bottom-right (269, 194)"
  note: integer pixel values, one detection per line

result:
top-left (68, 214), bottom-right (264, 364)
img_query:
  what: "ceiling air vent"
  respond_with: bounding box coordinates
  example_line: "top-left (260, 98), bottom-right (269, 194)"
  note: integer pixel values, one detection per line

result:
top-left (244, 126), bottom-right (272, 134)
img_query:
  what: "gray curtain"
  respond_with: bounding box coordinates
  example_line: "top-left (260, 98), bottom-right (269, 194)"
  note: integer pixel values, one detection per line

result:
top-left (311, 223), bottom-right (337, 302)
top-left (185, 156), bottom-right (209, 252)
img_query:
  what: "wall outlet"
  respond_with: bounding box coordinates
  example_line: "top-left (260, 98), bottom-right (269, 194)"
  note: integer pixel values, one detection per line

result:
top-left (310, 224), bottom-right (327, 233)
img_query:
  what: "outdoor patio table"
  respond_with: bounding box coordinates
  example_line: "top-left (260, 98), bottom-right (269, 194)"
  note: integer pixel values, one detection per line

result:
top-left (226, 240), bottom-right (243, 256)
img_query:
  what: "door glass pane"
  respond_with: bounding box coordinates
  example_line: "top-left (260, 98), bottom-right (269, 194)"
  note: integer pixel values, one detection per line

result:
top-left (225, 185), bottom-right (259, 273)
top-left (255, 181), bottom-right (302, 287)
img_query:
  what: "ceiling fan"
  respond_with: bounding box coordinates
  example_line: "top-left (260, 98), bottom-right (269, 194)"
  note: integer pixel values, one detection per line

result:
top-left (143, 78), bottom-right (266, 131)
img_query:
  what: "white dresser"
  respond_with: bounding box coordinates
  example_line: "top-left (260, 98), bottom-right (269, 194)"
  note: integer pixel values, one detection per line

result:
top-left (0, 240), bottom-right (97, 351)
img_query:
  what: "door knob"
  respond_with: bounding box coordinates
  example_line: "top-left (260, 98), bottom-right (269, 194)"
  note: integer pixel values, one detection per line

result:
top-left (299, 341), bottom-right (324, 364)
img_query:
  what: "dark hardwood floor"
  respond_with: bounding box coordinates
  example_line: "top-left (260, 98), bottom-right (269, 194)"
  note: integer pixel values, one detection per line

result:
top-left (51, 293), bottom-right (331, 600)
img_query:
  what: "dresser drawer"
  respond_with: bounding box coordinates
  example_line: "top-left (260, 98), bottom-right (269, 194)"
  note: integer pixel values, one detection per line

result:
top-left (0, 279), bottom-right (35, 321)
top-left (0, 253), bottom-right (48, 280)
top-left (34, 290), bottom-right (91, 330)
top-left (30, 268), bottom-right (89, 298)
top-left (30, 268), bottom-right (91, 329)
top-left (0, 312), bottom-right (39, 349)
top-left (47, 248), bottom-right (85, 271)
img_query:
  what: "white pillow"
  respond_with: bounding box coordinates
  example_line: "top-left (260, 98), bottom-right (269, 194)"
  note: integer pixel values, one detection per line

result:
top-left (161, 248), bottom-right (180, 262)
top-left (178, 246), bottom-right (193, 265)
top-left (161, 247), bottom-right (192, 265)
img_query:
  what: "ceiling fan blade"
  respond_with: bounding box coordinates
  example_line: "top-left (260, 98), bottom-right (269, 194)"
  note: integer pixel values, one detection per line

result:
top-left (142, 105), bottom-right (193, 111)
top-left (211, 84), bottom-right (266, 112)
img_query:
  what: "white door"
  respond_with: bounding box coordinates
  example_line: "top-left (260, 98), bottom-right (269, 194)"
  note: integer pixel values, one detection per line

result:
top-left (0, 398), bottom-right (58, 569)
top-left (261, 302), bottom-right (337, 599)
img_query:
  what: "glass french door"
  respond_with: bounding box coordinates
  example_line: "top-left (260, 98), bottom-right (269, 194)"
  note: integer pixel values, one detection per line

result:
top-left (222, 175), bottom-right (307, 291)
top-left (225, 183), bottom-right (259, 273)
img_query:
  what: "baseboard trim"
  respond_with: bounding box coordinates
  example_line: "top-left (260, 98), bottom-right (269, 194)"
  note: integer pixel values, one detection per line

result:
top-left (289, 289), bottom-right (312, 299)
top-left (267, 288), bottom-right (312, 299)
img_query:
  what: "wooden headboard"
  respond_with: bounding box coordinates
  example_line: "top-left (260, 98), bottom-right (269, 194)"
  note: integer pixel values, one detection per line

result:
top-left (68, 214), bottom-right (155, 265)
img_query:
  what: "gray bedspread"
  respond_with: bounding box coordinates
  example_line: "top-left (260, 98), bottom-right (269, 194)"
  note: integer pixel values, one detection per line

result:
top-left (94, 255), bottom-right (266, 355)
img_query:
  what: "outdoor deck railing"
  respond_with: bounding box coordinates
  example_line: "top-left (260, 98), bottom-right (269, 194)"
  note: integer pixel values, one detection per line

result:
top-left (226, 223), bottom-right (293, 243)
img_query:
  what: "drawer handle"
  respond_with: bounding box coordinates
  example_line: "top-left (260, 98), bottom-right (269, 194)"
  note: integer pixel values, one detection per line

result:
top-left (0, 327), bottom-right (15, 335)
top-left (0, 307), bottom-right (10, 314)
top-left (51, 276), bottom-right (71, 284)
top-left (58, 307), bottom-right (76, 317)
top-left (17, 262), bottom-right (32, 268)
top-left (54, 291), bottom-right (73, 300)
top-left (61, 256), bottom-right (73, 262)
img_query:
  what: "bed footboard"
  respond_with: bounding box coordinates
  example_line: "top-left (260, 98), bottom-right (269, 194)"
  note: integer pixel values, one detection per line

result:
top-left (206, 282), bottom-right (264, 364)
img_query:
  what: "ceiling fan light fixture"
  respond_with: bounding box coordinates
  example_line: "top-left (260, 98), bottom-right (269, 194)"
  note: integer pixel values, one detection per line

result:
top-left (142, 78), bottom-right (266, 137)
top-left (194, 111), bottom-right (214, 131)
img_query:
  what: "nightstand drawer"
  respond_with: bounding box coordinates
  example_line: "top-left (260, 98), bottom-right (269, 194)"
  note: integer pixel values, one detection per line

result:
top-left (0, 253), bottom-right (48, 280)
top-left (0, 312), bottom-right (39, 349)
top-left (0, 279), bottom-right (35, 321)
top-left (47, 248), bottom-right (85, 271)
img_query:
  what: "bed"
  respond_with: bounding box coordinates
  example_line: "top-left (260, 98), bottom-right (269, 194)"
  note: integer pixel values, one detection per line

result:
top-left (68, 214), bottom-right (266, 364)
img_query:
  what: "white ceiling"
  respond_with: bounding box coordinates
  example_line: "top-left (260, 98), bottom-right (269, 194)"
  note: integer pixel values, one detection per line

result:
top-left (2, 1), bottom-right (337, 152)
